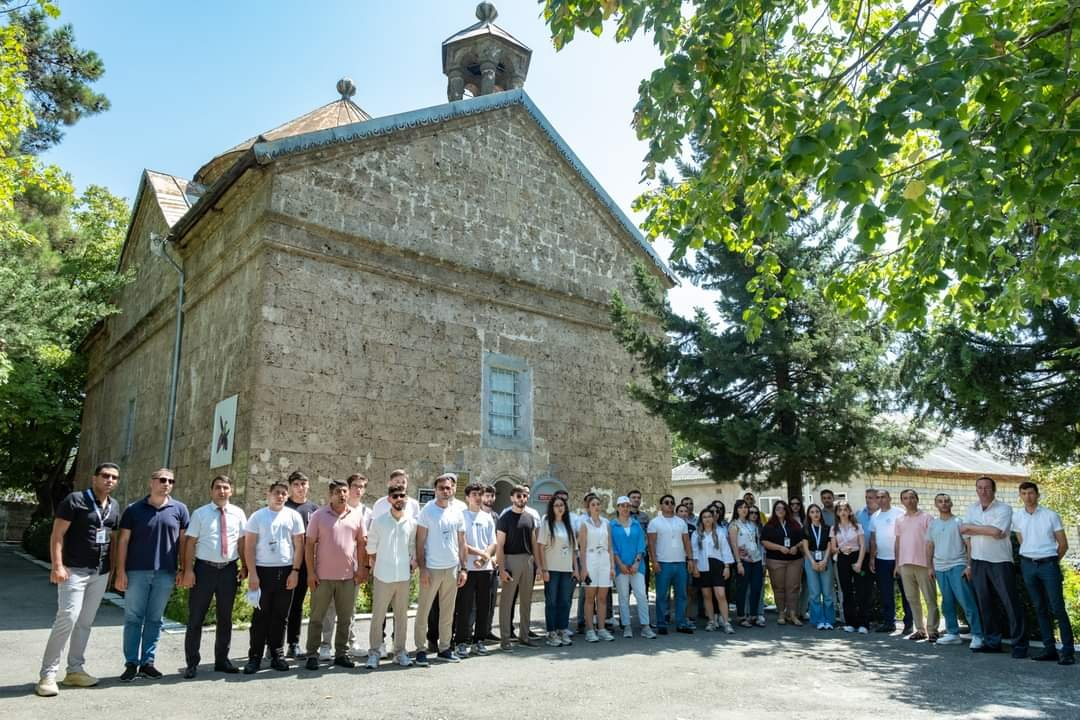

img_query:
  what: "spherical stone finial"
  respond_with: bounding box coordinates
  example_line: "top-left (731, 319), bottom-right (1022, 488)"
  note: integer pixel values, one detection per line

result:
top-left (476, 2), bottom-right (498, 22)
top-left (336, 77), bottom-right (356, 100)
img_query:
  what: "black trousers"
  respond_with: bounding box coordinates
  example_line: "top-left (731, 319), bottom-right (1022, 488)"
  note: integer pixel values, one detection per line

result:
top-left (454, 570), bottom-right (493, 644)
top-left (836, 552), bottom-right (872, 629)
top-left (184, 560), bottom-right (239, 666)
top-left (248, 565), bottom-right (294, 661)
top-left (286, 564), bottom-right (308, 646)
top-left (971, 559), bottom-right (1027, 648)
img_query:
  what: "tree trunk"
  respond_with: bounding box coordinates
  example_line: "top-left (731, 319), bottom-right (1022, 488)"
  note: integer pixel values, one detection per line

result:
top-left (33, 440), bottom-right (76, 521)
top-left (775, 359), bottom-right (803, 501)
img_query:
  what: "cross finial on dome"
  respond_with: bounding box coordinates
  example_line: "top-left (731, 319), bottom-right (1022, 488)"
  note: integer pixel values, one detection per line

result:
top-left (336, 77), bottom-right (356, 100)
top-left (476, 2), bottom-right (498, 22)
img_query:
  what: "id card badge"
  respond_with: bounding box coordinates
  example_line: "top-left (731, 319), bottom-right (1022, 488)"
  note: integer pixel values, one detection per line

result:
top-left (95, 528), bottom-right (108, 544)
top-left (783, 537), bottom-right (791, 548)
top-left (813, 550), bottom-right (824, 562)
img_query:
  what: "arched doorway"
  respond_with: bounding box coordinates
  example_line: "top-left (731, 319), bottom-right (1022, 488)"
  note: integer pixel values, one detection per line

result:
top-left (530, 475), bottom-right (568, 516)
top-left (493, 477), bottom-right (517, 514)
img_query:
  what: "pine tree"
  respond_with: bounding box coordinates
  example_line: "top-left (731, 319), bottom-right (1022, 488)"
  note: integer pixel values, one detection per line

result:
top-left (612, 215), bottom-right (921, 500)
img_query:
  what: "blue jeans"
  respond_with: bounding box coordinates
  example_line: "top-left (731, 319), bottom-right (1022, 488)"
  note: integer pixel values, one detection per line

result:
top-left (544, 571), bottom-right (575, 632)
top-left (1021, 557), bottom-right (1075, 654)
top-left (874, 559), bottom-right (912, 627)
top-left (655, 562), bottom-right (689, 629)
top-left (935, 565), bottom-right (983, 638)
top-left (123, 570), bottom-right (175, 665)
top-left (804, 558), bottom-right (835, 627)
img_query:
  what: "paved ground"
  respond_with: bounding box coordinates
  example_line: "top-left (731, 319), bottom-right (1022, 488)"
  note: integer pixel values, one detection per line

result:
top-left (1, 544), bottom-right (1077, 720)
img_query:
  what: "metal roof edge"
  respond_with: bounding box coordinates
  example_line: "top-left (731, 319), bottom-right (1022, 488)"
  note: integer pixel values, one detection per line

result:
top-left (252, 89), bottom-right (678, 285)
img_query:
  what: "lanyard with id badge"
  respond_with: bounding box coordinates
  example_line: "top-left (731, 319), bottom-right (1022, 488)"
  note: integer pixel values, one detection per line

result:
top-left (781, 523), bottom-right (791, 548)
top-left (810, 524), bottom-right (824, 561)
top-left (86, 489), bottom-right (110, 545)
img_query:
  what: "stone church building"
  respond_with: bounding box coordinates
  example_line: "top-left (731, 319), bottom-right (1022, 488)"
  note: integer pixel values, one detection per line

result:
top-left (75, 5), bottom-right (674, 513)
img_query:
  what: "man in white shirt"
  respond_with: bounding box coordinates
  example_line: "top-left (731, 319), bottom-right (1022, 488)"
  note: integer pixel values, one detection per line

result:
top-left (180, 475), bottom-right (247, 678)
top-left (364, 479), bottom-right (417, 669)
top-left (413, 473), bottom-right (467, 666)
top-left (1014, 481), bottom-right (1073, 665)
top-left (868, 490), bottom-right (912, 634)
top-left (960, 475), bottom-right (1027, 658)
top-left (243, 481), bottom-right (305, 673)
top-left (648, 494), bottom-right (695, 634)
top-left (454, 482), bottom-right (497, 657)
top-left (370, 469), bottom-right (421, 521)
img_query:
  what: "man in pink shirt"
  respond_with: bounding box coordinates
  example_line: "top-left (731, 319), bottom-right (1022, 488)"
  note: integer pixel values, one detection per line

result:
top-left (894, 489), bottom-right (938, 641)
top-left (304, 479), bottom-right (368, 670)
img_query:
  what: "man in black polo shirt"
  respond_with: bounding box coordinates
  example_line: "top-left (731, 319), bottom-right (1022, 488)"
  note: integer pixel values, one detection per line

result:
top-left (284, 471), bottom-right (318, 658)
top-left (35, 463), bottom-right (122, 697)
top-left (114, 468), bottom-right (190, 682)
top-left (496, 484), bottom-right (539, 650)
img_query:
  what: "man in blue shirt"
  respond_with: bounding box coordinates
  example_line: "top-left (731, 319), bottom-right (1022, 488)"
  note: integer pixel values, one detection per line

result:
top-left (114, 468), bottom-right (189, 682)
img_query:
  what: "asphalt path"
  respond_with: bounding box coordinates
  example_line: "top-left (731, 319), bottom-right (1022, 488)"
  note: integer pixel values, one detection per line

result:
top-left (0, 544), bottom-right (1076, 719)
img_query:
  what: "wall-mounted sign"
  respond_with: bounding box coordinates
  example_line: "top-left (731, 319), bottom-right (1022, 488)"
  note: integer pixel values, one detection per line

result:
top-left (210, 394), bottom-right (238, 469)
top-left (417, 488), bottom-right (436, 506)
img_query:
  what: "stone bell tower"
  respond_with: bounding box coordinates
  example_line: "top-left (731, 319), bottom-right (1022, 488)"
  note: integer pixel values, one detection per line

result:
top-left (442, 2), bottom-right (532, 101)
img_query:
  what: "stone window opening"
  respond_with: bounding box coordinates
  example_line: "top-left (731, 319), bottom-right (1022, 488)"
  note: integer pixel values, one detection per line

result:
top-left (481, 352), bottom-right (532, 451)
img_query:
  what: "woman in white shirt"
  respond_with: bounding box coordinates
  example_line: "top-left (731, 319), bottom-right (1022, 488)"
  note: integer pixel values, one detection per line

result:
top-left (693, 509), bottom-right (735, 633)
top-left (577, 496), bottom-right (615, 642)
top-left (537, 495), bottom-right (578, 647)
top-left (729, 500), bottom-right (765, 628)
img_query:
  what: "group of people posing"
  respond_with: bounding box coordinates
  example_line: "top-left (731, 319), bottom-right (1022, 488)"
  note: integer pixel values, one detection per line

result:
top-left (34, 464), bottom-right (1075, 698)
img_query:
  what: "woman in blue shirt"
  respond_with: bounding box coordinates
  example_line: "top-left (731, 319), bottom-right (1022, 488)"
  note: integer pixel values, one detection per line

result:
top-left (611, 496), bottom-right (656, 639)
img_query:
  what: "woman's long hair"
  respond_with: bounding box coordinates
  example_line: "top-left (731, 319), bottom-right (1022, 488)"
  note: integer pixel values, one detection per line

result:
top-left (545, 495), bottom-right (575, 550)
top-left (695, 509), bottom-right (720, 551)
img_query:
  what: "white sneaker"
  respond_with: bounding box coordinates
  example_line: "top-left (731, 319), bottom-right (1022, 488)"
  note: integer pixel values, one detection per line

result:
top-left (816, 623), bottom-right (825, 630)
top-left (641, 626), bottom-right (658, 639)
top-left (396, 651), bottom-right (413, 667)
top-left (723, 622), bottom-right (735, 634)
top-left (824, 623), bottom-right (834, 630)
top-left (35, 676), bottom-right (58, 697)
top-left (623, 625), bottom-right (634, 639)
top-left (473, 641), bottom-right (489, 656)
top-left (545, 632), bottom-right (561, 647)
top-left (969, 636), bottom-right (985, 650)
top-left (937, 633), bottom-right (962, 645)
top-left (842, 625), bottom-right (855, 633)
top-left (365, 652), bottom-right (379, 670)
top-left (318, 644), bottom-right (332, 661)
top-left (379, 643), bottom-right (389, 659)
top-left (705, 620), bottom-right (717, 632)
top-left (585, 629), bottom-right (599, 643)
top-left (858, 626), bottom-right (869, 634)
top-left (559, 630), bottom-right (573, 646)
top-left (598, 629), bottom-right (615, 641)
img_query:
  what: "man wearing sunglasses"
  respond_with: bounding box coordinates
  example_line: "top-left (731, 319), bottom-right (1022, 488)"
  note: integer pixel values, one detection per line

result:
top-left (114, 468), bottom-right (190, 682)
top-left (648, 494), bottom-right (695, 635)
top-left (35, 463), bottom-right (122, 697)
top-left (365, 481), bottom-right (418, 669)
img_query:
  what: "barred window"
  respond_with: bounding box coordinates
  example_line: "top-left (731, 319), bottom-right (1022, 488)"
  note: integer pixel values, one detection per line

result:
top-left (488, 367), bottom-right (520, 438)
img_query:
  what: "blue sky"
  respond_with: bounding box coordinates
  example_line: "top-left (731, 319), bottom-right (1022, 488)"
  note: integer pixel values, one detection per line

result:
top-left (40, 0), bottom-right (710, 316)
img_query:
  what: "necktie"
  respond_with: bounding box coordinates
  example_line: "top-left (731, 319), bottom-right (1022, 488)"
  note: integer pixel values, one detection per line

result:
top-left (219, 506), bottom-right (229, 559)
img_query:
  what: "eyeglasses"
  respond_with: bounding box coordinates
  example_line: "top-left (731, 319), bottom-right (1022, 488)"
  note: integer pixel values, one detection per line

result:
top-left (389, 492), bottom-right (406, 499)
top-left (156, 477), bottom-right (175, 484)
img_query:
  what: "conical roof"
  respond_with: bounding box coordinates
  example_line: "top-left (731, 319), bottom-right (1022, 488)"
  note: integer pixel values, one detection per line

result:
top-left (194, 94), bottom-right (370, 186)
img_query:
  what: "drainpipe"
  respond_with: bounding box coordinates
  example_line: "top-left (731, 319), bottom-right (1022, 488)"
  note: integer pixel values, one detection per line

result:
top-left (150, 233), bottom-right (184, 468)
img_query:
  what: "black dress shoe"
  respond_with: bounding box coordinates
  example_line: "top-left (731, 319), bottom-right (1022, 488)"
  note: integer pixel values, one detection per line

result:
top-left (270, 656), bottom-right (289, 671)
top-left (1059, 654), bottom-right (1075, 666)
top-left (138, 664), bottom-right (163, 679)
top-left (874, 623), bottom-right (894, 633)
top-left (119, 663), bottom-right (138, 683)
top-left (332, 656), bottom-right (356, 669)
top-left (214, 660), bottom-right (239, 674)
top-left (1032, 651), bottom-right (1059, 662)
top-left (183, 665), bottom-right (197, 679)
top-left (243, 660), bottom-right (260, 674)
top-left (972, 644), bottom-right (1003, 654)
top-left (305, 657), bottom-right (319, 671)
